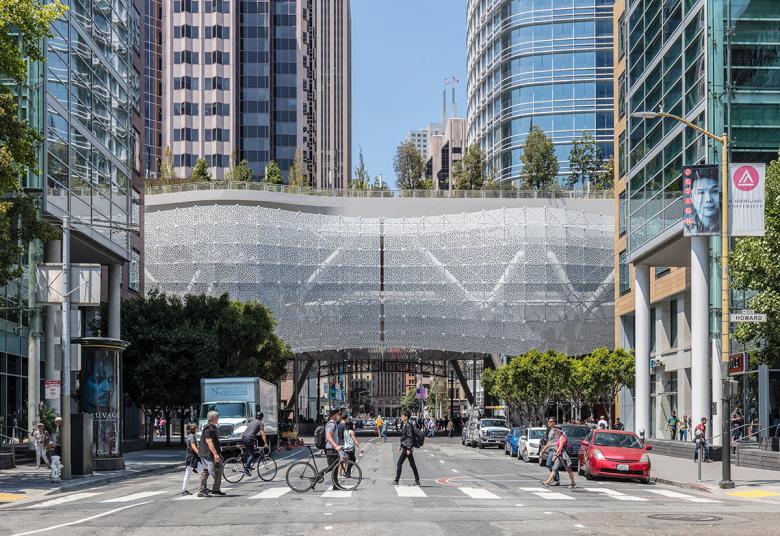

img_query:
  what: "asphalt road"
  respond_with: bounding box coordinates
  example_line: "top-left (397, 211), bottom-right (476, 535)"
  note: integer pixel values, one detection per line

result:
top-left (2, 437), bottom-right (778, 536)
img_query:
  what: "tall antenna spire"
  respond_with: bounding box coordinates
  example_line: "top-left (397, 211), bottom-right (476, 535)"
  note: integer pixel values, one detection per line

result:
top-left (451, 76), bottom-right (460, 118)
top-left (442, 78), bottom-right (449, 127)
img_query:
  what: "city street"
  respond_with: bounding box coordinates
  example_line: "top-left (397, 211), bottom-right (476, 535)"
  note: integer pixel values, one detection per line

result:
top-left (2, 438), bottom-right (779, 536)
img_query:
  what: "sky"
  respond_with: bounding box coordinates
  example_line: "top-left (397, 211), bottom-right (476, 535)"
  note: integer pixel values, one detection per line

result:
top-left (351, 0), bottom-right (468, 189)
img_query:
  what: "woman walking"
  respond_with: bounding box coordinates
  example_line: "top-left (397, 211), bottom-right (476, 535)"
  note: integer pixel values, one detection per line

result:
top-left (181, 423), bottom-right (201, 495)
top-left (679, 415), bottom-right (689, 441)
top-left (341, 418), bottom-right (364, 477)
top-left (543, 426), bottom-right (576, 488)
top-left (32, 423), bottom-right (50, 469)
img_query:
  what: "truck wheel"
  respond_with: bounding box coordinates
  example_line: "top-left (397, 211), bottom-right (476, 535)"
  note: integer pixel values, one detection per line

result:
top-left (478, 440), bottom-right (484, 449)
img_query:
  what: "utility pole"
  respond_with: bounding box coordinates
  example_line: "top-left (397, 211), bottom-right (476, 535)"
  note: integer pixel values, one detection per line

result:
top-left (60, 215), bottom-right (71, 480)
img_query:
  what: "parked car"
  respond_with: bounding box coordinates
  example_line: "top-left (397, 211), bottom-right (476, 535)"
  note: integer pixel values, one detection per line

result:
top-left (578, 429), bottom-right (652, 484)
top-left (467, 418), bottom-right (510, 449)
top-left (537, 424), bottom-right (590, 469)
top-left (504, 427), bottom-right (524, 456)
top-left (517, 426), bottom-right (545, 462)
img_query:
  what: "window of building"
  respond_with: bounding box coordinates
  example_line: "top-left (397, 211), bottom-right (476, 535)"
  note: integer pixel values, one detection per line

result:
top-left (174, 76), bottom-right (199, 90)
top-left (204, 0), bottom-right (229, 13)
top-left (173, 128), bottom-right (198, 142)
top-left (619, 190), bottom-right (627, 236)
top-left (174, 25), bottom-right (199, 39)
top-left (204, 102), bottom-right (230, 116)
top-left (618, 73), bottom-right (626, 118)
top-left (619, 250), bottom-right (630, 295)
top-left (205, 77), bottom-right (230, 90)
top-left (205, 25), bottom-right (230, 39)
top-left (204, 51), bottom-right (230, 65)
top-left (174, 51), bottom-right (198, 64)
top-left (618, 13), bottom-right (626, 61)
top-left (668, 370), bottom-right (678, 416)
top-left (174, 102), bottom-right (198, 115)
top-left (669, 298), bottom-right (678, 348)
top-left (204, 128), bottom-right (230, 142)
top-left (129, 249), bottom-right (140, 291)
top-left (174, 0), bottom-right (198, 14)
top-left (650, 307), bottom-right (656, 353)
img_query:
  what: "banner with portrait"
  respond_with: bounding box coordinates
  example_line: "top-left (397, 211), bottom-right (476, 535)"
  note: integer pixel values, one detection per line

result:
top-left (81, 347), bottom-right (121, 458)
top-left (682, 164), bottom-right (721, 236)
top-left (729, 163), bottom-right (765, 236)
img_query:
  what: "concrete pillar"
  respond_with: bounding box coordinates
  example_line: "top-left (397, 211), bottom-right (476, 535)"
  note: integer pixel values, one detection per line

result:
top-left (691, 236), bottom-right (710, 429)
top-left (711, 339), bottom-right (723, 446)
top-left (108, 264), bottom-right (121, 339)
top-left (634, 264), bottom-right (651, 437)
top-left (27, 335), bottom-right (40, 433)
top-left (44, 240), bottom-right (61, 415)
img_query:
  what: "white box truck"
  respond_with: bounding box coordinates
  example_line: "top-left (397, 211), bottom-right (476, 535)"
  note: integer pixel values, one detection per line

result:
top-left (199, 377), bottom-right (278, 448)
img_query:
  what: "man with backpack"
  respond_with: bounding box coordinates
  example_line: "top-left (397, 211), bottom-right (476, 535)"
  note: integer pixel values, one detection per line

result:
top-left (393, 410), bottom-right (421, 486)
top-left (320, 408), bottom-right (343, 469)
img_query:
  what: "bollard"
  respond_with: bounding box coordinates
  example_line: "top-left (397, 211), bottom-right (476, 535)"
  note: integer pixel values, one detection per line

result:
top-left (50, 455), bottom-right (62, 482)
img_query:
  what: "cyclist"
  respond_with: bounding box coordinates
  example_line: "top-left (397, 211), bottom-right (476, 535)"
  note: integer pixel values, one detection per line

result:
top-left (241, 412), bottom-right (269, 476)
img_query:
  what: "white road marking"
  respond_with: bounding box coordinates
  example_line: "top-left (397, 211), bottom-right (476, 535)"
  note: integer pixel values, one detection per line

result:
top-left (395, 485), bottom-right (427, 497)
top-left (321, 486), bottom-right (352, 498)
top-left (324, 526), bottom-right (333, 531)
top-left (173, 495), bottom-right (203, 501)
top-left (519, 487), bottom-right (574, 500)
top-left (515, 503), bottom-right (524, 507)
top-left (459, 487), bottom-right (501, 500)
top-left (11, 501), bottom-right (152, 536)
top-left (544, 511), bottom-right (553, 515)
top-left (439, 459), bottom-right (445, 464)
top-left (26, 492), bottom-right (101, 508)
top-left (583, 488), bottom-right (648, 501)
top-left (248, 487), bottom-right (291, 499)
top-left (324, 512), bottom-right (332, 516)
top-left (451, 469), bottom-right (458, 473)
top-left (646, 489), bottom-right (719, 503)
top-left (101, 491), bottom-right (166, 503)
top-left (575, 524), bottom-right (586, 528)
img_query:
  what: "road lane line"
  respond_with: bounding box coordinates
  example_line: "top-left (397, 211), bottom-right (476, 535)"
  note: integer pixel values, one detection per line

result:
top-left (395, 485), bottom-right (427, 498)
top-left (459, 487), bottom-right (500, 500)
top-left (26, 492), bottom-right (101, 509)
top-left (248, 487), bottom-right (292, 499)
top-left (646, 489), bottom-right (719, 503)
top-left (11, 501), bottom-right (152, 536)
top-left (101, 491), bottom-right (166, 503)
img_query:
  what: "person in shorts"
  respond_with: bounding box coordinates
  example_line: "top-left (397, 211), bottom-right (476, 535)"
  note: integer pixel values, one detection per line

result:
top-left (543, 426), bottom-right (576, 488)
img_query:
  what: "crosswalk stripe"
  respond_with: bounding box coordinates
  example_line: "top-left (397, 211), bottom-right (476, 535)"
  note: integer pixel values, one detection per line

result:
top-left (101, 491), bottom-right (167, 503)
top-left (519, 487), bottom-right (575, 500)
top-left (321, 487), bottom-right (352, 498)
top-left (173, 494), bottom-right (203, 501)
top-left (646, 489), bottom-right (719, 503)
top-left (249, 487), bottom-right (292, 499)
top-left (27, 492), bottom-right (101, 508)
top-left (459, 487), bottom-right (500, 499)
top-left (583, 488), bottom-right (648, 501)
top-left (395, 485), bottom-right (427, 498)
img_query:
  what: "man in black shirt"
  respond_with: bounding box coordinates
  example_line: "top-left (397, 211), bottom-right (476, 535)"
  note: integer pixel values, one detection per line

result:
top-left (393, 410), bottom-right (420, 486)
top-left (198, 410), bottom-right (226, 497)
top-left (241, 412), bottom-right (268, 475)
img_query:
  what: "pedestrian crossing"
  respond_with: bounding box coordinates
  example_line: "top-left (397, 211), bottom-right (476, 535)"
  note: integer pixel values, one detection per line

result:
top-left (27, 484), bottom-right (721, 508)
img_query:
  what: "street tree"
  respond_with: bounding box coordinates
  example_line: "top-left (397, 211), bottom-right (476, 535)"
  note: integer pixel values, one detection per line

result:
top-left (567, 131), bottom-right (603, 190)
top-left (593, 154), bottom-right (615, 191)
top-left (287, 147), bottom-right (308, 189)
top-left (400, 387), bottom-right (417, 412)
top-left (581, 347), bottom-right (634, 423)
top-left (393, 140), bottom-right (426, 190)
top-left (353, 147), bottom-right (370, 190)
top-left (192, 157), bottom-right (211, 181)
top-left (0, 0), bottom-right (66, 287)
top-left (453, 144), bottom-right (487, 190)
top-left (732, 153), bottom-right (780, 364)
top-left (265, 160), bottom-right (283, 185)
top-left (425, 379), bottom-right (450, 418)
top-left (520, 126), bottom-right (558, 190)
top-left (159, 146), bottom-right (176, 184)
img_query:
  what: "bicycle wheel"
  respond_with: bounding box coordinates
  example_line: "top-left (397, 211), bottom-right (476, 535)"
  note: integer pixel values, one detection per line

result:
top-left (256, 455), bottom-right (278, 481)
top-left (222, 457), bottom-right (246, 483)
top-left (332, 460), bottom-right (362, 491)
top-left (285, 461), bottom-right (317, 492)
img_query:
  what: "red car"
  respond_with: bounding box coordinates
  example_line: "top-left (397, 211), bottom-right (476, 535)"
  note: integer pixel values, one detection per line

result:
top-left (578, 429), bottom-right (652, 484)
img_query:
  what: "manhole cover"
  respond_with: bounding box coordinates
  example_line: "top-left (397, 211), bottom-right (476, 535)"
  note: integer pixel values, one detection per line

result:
top-left (648, 514), bottom-right (723, 523)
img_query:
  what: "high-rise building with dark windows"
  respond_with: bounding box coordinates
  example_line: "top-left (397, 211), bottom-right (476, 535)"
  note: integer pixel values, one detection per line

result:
top-left (466, 0), bottom-right (615, 184)
top-left (162, 0), bottom-right (351, 184)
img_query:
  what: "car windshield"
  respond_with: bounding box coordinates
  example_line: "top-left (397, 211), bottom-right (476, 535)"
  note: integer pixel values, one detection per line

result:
top-left (561, 426), bottom-right (590, 439)
top-left (481, 420), bottom-right (507, 428)
top-left (528, 429), bottom-right (544, 440)
top-left (593, 432), bottom-right (642, 449)
top-left (199, 403), bottom-right (246, 420)
top-left (512, 428), bottom-right (523, 437)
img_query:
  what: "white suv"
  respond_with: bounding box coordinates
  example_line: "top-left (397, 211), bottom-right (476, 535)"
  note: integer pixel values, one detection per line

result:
top-left (469, 418), bottom-right (510, 449)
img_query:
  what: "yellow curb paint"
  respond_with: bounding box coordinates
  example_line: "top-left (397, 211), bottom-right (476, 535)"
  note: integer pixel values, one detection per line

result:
top-left (726, 490), bottom-right (780, 498)
top-left (0, 493), bottom-right (27, 501)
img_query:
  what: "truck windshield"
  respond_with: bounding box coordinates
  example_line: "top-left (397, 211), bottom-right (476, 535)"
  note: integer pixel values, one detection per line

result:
top-left (480, 420), bottom-right (507, 428)
top-left (200, 403), bottom-right (245, 419)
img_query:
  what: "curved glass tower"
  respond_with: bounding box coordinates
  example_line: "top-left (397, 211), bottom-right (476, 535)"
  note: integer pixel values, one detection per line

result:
top-left (467, 0), bottom-right (615, 184)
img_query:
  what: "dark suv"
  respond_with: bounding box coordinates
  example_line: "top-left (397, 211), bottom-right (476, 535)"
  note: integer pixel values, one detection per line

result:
top-left (560, 425), bottom-right (591, 470)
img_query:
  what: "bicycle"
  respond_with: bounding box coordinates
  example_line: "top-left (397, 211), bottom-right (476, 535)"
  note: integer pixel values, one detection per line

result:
top-left (285, 445), bottom-right (362, 492)
top-left (223, 442), bottom-right (278, 483)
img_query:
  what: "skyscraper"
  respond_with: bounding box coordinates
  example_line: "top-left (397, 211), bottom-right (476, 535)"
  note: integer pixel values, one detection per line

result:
top-left (466, 0), bottom-right (615, 184)
top-left (162, 0), bottom-right (351, 184)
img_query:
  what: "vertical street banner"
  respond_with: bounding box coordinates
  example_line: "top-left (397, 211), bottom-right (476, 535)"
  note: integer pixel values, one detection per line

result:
top-left (729, 163), bottom-right (765, 236)
top-left (682, 164), bottom-right (721, 236)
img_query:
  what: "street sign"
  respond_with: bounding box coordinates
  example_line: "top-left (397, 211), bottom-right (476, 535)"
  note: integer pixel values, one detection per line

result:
top-left (729, 309), bottom-right (767, 323)
top-left (45, 380), bottom-right (61, 399)
top-left (728, 352), bottom-right (749, 375)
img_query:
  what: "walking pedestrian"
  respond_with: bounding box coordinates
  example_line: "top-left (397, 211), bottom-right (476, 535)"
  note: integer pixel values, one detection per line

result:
top-left (679, 415), bottom-right (689, 441)
top-left (667, 411), bottom-right (679, 440)
top-left (198, 410), bottom-right (226, 497)
top-left (376, 415), bottom-right (384, 439)
top-left (543, 426), bottom-right (576, 488)
top-left (613, 418), bottom-right (625, 431)
top-left (241, 412), bottom-right (268, 475)
top-left (32, 423), bottom-right (50, 469)
top-left (597, 416), bottom-right (608, 429)
top-left (393, 410), bottom-right (420, 486)
top-left (324, 408), bottom-right (343, 469)
top-left (181, 423), bottom-right (200, 495)
top-left (446, 419), bottom-right (454, 438)
top-left (693, 417), bottom-right (712, 462)
top-left (341, 418), bottom-right (364, 477)
top-left (539, 417), bottom-right (560, 485)
top-left (731, 405), bottom-right (744, 441)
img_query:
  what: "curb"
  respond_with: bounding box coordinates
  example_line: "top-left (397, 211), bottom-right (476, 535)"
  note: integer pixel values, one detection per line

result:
top-left (651, 476), bottom-right (714, 493)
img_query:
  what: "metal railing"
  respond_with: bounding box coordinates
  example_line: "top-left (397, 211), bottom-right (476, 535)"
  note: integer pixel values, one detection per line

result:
top-left (145, 181), bottom-right (614, 200)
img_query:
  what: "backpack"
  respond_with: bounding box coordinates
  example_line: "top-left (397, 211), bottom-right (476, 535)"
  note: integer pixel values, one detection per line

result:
top-left (314, 424), bottom-right (326, 449)
top-left (412, 425), bottom-right (425, 448)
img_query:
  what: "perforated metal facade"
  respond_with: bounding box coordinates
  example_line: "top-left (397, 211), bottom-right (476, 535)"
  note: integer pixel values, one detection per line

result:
top-left (145, 203), bottom-right (614, 356)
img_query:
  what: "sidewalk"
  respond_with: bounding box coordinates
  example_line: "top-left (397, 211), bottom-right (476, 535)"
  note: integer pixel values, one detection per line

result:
top-left (0, 448), bottom-right (184, 506)
top-left (650, 452), bottom-right (780, 501)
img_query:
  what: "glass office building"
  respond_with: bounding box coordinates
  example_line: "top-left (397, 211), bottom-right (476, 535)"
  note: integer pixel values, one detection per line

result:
top-left (466, 0), bottom-right (615, 184)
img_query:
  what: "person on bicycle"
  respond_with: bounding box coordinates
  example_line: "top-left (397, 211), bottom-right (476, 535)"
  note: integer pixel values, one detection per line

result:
top-left (241, 412), bottom-right (269, 476)
top-left (393, 410), bottom-right (420, 486)
top-left (324, 408), bottom-right (343, 469)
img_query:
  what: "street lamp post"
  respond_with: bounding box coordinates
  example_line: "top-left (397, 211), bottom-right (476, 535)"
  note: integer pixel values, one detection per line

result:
top-left (632, 111), bottom-right (734, 489)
